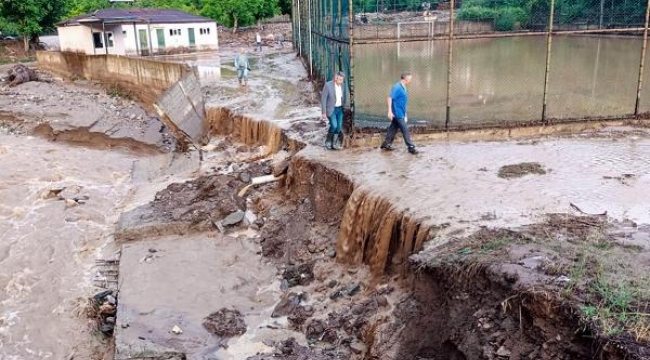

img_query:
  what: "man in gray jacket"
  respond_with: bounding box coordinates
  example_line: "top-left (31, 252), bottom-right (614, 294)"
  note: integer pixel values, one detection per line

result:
top-left (321, 71), bottom-right (346, 150)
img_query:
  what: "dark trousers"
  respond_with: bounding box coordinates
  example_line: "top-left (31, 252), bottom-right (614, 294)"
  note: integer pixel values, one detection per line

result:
top-left (328, 107), bottom-right (344, 134)
top-left (383, 117), bottom-right (415, 148)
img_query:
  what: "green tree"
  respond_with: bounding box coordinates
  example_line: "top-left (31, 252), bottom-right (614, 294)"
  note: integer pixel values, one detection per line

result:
top-left (278, 0), bottom-right (292, 15)
top-left (200, 0), bottom-right (279, 32)
top-left (0, 0), bottom-right (67, 51)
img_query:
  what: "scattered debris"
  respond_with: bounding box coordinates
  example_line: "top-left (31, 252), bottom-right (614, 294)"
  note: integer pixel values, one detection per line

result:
top-left (171, 325), bottom-right (183, 335)
top-left (203, 308), bottom-right (247, 337)
top-left (497, 162), bottom-right (546, 179)
top-left (3, 64), bottom-right (37, 87)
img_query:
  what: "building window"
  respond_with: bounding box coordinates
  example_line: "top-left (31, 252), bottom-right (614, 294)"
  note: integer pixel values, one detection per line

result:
top-left (199, 28), bottom-right (211, 35)
top-left (106, 32), bottom-right (114, 48)
top-left (93, 32), bottom-right (103, 48)
top-left (122, 30), bottom-right (127, 36)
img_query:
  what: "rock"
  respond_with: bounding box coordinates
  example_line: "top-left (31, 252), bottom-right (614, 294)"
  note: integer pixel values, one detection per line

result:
top-left (93, 289), bottom-right (112, 303)
top-left (101, 323), bottom-right (115, 334)
top-left (105, 295), bottom-right (117, 305)
top-left (375, 295), bottom-right (389, 308)
top-left (346, 283), bottom-right (361, 296)
top-left (351, 304), bottom-right (365, 315)
top-left (65, 198), bottom-right (78, 208)
top-left (327, 249), bottom-right (337, 258)
top-left (496, 345), bottom-right (511, 357)
top-left (99, 303), bottom-right (116, 315)
top-left (245, 210), bottom-right (257, 224)
top-left (349, 341), bottom-right (365, 355)
top-left (105, 317), bottom-right (116, 324)
top-left (222, 211), bottom-right (245, 226)
top-left (172, 325), bottom-right (183, 334)
top-left (240, 172), bottom-right (251, 183)
top-left (327, 280), bottom-right (338, 288)
top-left (272, 292), bottom-right (302, 318)
top-left (130, 114), bottom-right (136, 120)
top-left (272, 159), bottom-right (290, 177)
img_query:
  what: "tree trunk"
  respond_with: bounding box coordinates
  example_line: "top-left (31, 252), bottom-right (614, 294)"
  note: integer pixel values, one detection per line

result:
top-left (23, 34), bottom-right (29, 53)
top-left (232, 16), bottom-right (238, 34)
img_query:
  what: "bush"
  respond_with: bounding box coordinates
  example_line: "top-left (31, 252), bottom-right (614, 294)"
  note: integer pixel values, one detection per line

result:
top-left (457, 5), bottom-right (497, 21)
top-left (494, 7), bottom-right (527, 31)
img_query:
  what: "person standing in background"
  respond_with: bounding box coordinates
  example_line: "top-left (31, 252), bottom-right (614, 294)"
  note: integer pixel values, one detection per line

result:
top-left (255, 32), bottom-right (262, 52)
top-left (234, 48), bottom-right (250, 86)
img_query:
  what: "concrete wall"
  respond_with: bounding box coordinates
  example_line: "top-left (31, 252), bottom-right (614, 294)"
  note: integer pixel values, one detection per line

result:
top-left (36, 51), bottom-right (188, 106)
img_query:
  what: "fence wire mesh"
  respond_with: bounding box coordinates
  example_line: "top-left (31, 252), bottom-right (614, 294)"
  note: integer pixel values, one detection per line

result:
top-left (294, 0), bottom-right (650, 131)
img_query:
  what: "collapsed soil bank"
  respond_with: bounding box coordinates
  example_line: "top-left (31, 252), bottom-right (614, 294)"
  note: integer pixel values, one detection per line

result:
top-left (205, 110), bottom-right (650, 359)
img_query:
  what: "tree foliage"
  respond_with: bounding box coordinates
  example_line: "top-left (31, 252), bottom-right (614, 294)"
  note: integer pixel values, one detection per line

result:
top-left (200, 0), bottom-right (279, 30)
top-left (0, 0), bottom-right (67, 50)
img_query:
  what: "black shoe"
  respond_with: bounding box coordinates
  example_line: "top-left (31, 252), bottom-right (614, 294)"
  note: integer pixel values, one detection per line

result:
top-left (408, 147), bottom-right (419, 155)
top-left (380, 144), bottom-right (394, 151)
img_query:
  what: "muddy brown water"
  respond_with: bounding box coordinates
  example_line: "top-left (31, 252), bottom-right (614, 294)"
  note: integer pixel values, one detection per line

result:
top-left (355, 35), bottom-right (650, 126)
top-left (0, 135), bottom-right (139, 359)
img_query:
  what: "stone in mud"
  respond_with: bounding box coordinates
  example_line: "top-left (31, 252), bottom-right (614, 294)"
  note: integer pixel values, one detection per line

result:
top-left (272, 159), bottom-right (290, 177)
top-left (496, 345), bottom-right (512, 357)
top-left (349, 341), bottom-right (365, 355)
top-left (282, 263), bottom-right (314, 287)
top-left (222, 210), bottom-right (245, 226)
top-left (105, 294), bottom-right (117, 305)
top-left (240, 172), bottom-right (251, 183)
top-left (203, 308), bottom-right (247, 337)
top-left (272, 292), bottom-right (302, 318)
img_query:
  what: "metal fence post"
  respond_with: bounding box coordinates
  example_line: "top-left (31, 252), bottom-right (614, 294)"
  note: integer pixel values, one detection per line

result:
top-left (297, 0), bottom-right (302, 56)
top-left (541, 0), bottom-right (556, 123)
top-left (634, 0), bottom-right (650, 116)
top-left (308, 0), bottom-right (314, 77)
top-left (445, 0), bottom-right (455, 129)
top-left (349, 0), bottom-right (356, 128)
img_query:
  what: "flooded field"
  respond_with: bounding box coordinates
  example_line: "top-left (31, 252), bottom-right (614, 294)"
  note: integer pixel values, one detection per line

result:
top-left (355, 35), bottom-right (650, 127)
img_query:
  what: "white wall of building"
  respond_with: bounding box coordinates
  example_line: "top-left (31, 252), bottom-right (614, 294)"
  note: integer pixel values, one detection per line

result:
top-left (122, 22), bottom-right (218, 55)
top-left (58, 20), bottom-right (218, 56)
top-left (58, 26), bottom-right (95, 54)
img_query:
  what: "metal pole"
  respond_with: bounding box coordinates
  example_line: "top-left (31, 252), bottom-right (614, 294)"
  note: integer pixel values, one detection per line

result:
top-left (541, 0), bottom-right (556, 123)
top-left (147, 22), bottom-right (153, 56)
top-left (308, 0), bottom-right (313, 77)
top-left (297, 0), bottom-right (302, 56)
top-left (599, 0), bottom-right (604, 29)
top-left (634, 0), bottom-right (650, 116)
top-left (445, 0), bottom-right (455, 129)
top-left (349, 0), bottom-right (356, 128)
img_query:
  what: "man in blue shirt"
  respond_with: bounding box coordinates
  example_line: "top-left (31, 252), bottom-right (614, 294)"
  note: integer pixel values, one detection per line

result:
top-left (381, 71), bottom-right (418, 154)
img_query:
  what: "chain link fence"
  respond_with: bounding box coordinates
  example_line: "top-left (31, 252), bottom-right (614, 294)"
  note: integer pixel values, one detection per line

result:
top-left (294, 0), bottom-right (650, 131)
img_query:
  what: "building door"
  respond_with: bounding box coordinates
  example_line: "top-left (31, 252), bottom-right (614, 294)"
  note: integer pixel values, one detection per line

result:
top-left (156, 28), bottom-right (165, 51)
top-left (138, 29), bottom-right (149, 55)
top-left (188, 28), bottom-right (195, 48)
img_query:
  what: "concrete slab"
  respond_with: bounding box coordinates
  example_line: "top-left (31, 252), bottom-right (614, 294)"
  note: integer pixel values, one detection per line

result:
top-left (115, 234), bottom-right (279, 360)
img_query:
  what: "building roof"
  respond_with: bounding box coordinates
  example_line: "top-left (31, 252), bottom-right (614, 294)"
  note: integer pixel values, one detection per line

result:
top-left (58, 8), bottom-right (215, 26)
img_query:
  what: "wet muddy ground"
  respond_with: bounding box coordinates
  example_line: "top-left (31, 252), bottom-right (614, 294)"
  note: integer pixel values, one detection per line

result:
top-left (2, 28), bottom-right (650, 360)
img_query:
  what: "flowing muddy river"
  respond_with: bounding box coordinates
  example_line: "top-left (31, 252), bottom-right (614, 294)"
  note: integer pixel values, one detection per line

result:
top-left (355, 35), bottom-right (650, 126)
top-left (0, 135), bottom-right (139, 359)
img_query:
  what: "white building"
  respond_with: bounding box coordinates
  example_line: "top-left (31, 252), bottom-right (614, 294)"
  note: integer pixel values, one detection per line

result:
top-left (57, 8), bottom-right (218, 56)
